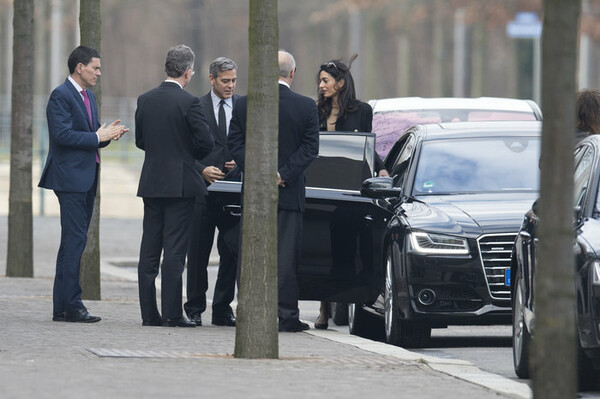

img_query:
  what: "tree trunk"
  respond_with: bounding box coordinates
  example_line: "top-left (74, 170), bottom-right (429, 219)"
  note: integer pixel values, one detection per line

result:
top-left (234, 0), bottom-right (279, 359)
top-left (78, 0), bottom-right (101, 300)
top-left (6, 0), bottom-right (34, 278)
top-left (534, 1), bottom-right (581, 398)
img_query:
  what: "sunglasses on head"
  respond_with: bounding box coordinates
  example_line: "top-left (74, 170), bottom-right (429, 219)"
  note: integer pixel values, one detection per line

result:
top-left (321, 61), bottom-right (339, 72)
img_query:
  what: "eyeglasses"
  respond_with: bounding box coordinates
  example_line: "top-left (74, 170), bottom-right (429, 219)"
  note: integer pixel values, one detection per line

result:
top-left (321, 61), bottom-right (339, 72)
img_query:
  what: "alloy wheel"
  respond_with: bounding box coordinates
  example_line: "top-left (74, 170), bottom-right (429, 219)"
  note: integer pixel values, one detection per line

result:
top-left (513, 278), bottom-right (525, 362)
top-left (384, 253), bottom-right (393, 340)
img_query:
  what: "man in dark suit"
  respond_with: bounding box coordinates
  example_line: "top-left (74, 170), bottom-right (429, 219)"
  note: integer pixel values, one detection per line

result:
top-left (228, 50), bottom-right (320, 332)
top-left (39, 46), bottom-right (128, 323)
top-left (135, 45), bottom-right (214, 328)
top-left (185, 57), bottom-right (240, 327)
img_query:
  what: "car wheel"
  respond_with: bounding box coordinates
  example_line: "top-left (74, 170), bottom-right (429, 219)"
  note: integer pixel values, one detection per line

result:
top-left (384, 252), bottom-right (430, 348)
top-left (512, 270), bottom-right (531, 379)
top-left (332, 302), bottom-right (349, 326)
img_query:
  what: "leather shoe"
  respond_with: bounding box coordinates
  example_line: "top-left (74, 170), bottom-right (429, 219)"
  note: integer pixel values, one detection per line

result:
top-left (279, 319), bottom-right (310, 332)
top-left (212, 312), bottom-right (236, 327)
top-left (65, 308), bottom-right (101, 323)
top-left (142, 319), bottom-right (163, 327)
top-left (164, 317), bottom-right (196, 327)
top-left (52, 311), bottom-right (66, 322)
top-left (188, 313), bottom-right (202, 326)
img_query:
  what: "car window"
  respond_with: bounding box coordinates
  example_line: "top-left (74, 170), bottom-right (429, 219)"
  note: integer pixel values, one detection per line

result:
top-left (573, 145), bottom-right (594, 208)
top-left (391, 135), bottom-right (416, 188)
top-left (412, 137), bottom-right (540, 195)
top-left (305, 133), bottom-right (375, 190)
top-left (466, 111), bottom-right (536, 122)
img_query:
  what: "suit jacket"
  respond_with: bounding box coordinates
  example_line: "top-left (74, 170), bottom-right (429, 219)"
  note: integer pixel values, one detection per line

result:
top-left (39, 78), bottom-right (106, 193)
top-left (135, 81), bottom-right (214, 198)
top-left (319, 100), bottom-right (384, 173)
top-left (228, 84), bottom-right (320, 211)
top-left (197, 92), bottom-right (240, 175)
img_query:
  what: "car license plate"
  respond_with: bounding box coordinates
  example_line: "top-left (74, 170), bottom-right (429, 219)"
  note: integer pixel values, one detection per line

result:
top-left (505, 269), bottom-right (511, 286)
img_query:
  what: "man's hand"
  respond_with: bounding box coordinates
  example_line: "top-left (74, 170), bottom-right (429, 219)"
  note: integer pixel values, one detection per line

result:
top-left (224, 160), bottom-right (236, 171)
top-left (202, 166), bottom-right (226, 184)
top-left (277, 172), bottom-right (285, 187)
top-left (97, 119), bottom-right (129, 142)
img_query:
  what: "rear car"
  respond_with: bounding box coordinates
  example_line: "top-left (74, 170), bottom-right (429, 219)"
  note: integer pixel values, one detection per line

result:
top-left (370, 97), bottom-right (542, 159)
top-left (511, 134), bottom-right (600, 389)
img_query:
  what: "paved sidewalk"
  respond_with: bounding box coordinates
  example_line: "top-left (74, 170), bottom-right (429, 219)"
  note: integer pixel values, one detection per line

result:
top-left (0, 216), bottom-right (531, 398)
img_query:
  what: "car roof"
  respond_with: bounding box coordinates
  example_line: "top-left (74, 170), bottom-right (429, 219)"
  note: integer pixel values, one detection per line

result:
top-left (369, 96), bottom-right (540, 115)
top-left (409, 120), bottom-right (542, 141)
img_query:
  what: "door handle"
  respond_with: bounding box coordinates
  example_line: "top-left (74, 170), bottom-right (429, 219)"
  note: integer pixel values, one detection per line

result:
top-left (223, 205), bottom-right (242, 217)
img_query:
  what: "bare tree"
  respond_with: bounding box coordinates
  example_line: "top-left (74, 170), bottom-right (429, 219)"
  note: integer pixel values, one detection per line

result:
top-left (78, 0), bottom-right (101, 299)
top-left (6, 0), bottom-right (34, 278)
top-left (234, 0), bottom-right (279, 359)
top-left (534, 0), bottom-right (581, 397)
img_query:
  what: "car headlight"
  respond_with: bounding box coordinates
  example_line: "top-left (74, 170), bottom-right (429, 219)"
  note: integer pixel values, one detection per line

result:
top-left (593, 260), bottom-right (600, 286)
top-left (408, 232), bottom-right (470, 255)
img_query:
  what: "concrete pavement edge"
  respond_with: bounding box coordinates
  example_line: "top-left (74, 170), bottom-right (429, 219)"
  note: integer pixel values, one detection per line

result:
top-left (307, 329), bottom-right (532, 399)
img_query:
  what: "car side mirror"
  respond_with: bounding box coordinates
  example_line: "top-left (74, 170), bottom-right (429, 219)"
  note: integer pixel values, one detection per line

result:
top-left (360, 177), bottom-right (402, 199)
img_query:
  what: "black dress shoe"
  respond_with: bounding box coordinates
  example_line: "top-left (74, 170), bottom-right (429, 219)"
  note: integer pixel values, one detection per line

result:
top-left (188, 313), bottom-right (202, 326)
top-left (52, 311), bottom-right (66, 322)
top-left (212, 312), bottom-right (236, 327)
top-left (142, 319), bottom-right (163, 327)
top-left (65, 308), bottom-right (101, 323)
top-left (278, 319), bottom-right (310, 332)
top-left (164, 317), bottom-right (196, 327)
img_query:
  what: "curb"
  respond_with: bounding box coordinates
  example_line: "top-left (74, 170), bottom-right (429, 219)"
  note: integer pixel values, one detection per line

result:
top-left (306, 328), bottom-right (532, 399)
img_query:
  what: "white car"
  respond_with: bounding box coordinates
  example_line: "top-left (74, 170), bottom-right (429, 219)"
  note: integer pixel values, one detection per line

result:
top-left (369, 97), bottom-right (542, 159)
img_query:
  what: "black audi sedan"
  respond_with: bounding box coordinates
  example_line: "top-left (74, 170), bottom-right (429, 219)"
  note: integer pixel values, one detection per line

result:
top-left (351, 121), bottom-right (541, 347)
top-left (511, 134), bottom-right (600, 388)
top-left (208, 121), bottom-right (541, 347)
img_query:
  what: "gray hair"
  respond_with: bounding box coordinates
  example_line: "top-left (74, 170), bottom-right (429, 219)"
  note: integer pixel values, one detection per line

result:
top-left (278, 50), bottom-right (296, 79)
top-left (209, 57), bottom-right (237, 78)
top-left (164, 44), bottom-right (195, 78)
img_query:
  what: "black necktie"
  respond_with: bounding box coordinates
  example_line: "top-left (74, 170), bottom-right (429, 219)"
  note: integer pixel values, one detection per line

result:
top-left (218, 99), bottom-right (227, 137)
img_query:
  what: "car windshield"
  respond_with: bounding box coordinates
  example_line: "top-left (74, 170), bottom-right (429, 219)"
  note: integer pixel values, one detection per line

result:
top-left (373, 110), bottom-right (537, 159)
top-left (412, 137), bottom-right (540, 195)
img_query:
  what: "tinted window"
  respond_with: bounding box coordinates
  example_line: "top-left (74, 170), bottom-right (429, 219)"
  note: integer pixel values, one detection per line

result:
top-left (372, 110), bottom-right (537, 159)
top-left (306, 133), bottom-right (375, 190)
top-left (391, 135), bottom-right (416, 188)
top-left (412, 137), bottom-right (540, 195)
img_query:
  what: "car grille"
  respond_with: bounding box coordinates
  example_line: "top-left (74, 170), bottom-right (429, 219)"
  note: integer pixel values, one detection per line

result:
top-left (477, 233), bottom-right (515, 300)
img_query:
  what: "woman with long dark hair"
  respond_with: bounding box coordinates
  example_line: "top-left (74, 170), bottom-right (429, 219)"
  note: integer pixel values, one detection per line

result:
top-left (314, 55), bottom-right (388, 329)
top-left (576, 89), bottom-right (600, 141)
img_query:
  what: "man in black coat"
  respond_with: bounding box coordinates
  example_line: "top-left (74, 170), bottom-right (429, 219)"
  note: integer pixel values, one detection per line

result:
top-left (184, 57), bottom-right (240, 327)
top-left (227, 50), bottom-right (320, 332)
top-left (135, 45), bottom-right (213, 327)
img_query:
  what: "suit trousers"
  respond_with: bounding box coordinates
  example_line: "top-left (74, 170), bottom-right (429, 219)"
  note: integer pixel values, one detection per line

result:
top-left (277, 209), bottom-right (303, 324)
top-left (52, 168), bottom-right (97, 313)
top-left (138, 197), bottom-right (194, 321)
top-left (185, 194), bottom-right (237, 317)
